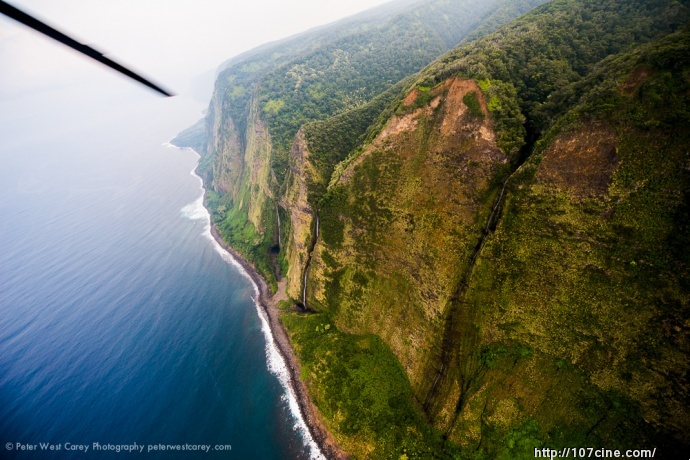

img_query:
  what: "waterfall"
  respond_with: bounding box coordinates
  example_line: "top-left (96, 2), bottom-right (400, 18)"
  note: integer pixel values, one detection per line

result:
top-left (302, 212), bottom-right (319, 308)
top-left (276, 205), bottom-right (281, 247)
top-left (302, 269), bottom-right (308, 306)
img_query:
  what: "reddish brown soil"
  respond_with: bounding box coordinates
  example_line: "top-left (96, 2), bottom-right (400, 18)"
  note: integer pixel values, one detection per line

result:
top-left (537, 124), bottom-right (619, 197)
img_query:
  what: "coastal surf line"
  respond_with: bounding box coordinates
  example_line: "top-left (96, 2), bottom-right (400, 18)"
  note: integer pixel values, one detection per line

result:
top-left (172, 144), bottom-right (325, 460)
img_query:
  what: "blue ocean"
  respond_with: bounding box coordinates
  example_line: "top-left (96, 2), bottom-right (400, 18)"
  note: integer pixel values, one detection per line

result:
top-left (0, 84), bottom-right (320, 459)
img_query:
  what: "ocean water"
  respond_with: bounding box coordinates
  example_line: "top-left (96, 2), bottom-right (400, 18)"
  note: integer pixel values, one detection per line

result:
top-left (0, 85), bottom-right (318, 459)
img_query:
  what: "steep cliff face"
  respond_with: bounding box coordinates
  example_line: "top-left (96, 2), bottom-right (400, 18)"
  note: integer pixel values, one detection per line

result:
top-left (452, 40), bottom-right (690, 447)
top-left (242, 100), bottom-right (274, 231)
top-left (281, 1), bottom-right (688, 456)
top-left (307, 78), bottom-right (509, 388)
top-left (209, 103), bottom-right (243, 198)
top-left (187, 0), bottom-right (690, 457)
top-left (282, 130), bottom-right (316, 300)
top-left (199, 0), bottom-right (550, 289)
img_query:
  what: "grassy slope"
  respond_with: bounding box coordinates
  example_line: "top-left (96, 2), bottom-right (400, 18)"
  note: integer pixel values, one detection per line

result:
top-left (281, 305), bottom-right (450, 459)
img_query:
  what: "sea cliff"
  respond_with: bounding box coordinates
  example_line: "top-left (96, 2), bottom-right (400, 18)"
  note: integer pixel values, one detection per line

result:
top-left (175, 0), bottom-right (690, 457)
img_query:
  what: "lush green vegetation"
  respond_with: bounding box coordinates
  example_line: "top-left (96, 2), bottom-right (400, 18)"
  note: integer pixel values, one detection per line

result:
top-left (201, 0), bottom-right (550, 288)
top-left (206, 189), bottom-right (279, 290)
top-left (298, 2), bottom-right (690, 458)
top-left (257, 0), bottom-right (535, 186)
top-left (192, 0), bottom-right (690, 457)
top-left (302, 80), bottom-right (409, 199)
top-left (462, 91), bottom-right (484, 119)
top-left (281, 310), bottom-right (455, 459)
top-left (170, 118), bottom-right (205, 152)
top-left (419, 0), bottom-right (690, 138)
top-left (459, 0), bottom-right (552, 44)
top-left (458, 31), bottom-right (690, 456)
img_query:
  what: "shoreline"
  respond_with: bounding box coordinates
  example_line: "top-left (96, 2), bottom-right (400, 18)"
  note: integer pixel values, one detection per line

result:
top-left (208, 224), bottom-right (346, 460)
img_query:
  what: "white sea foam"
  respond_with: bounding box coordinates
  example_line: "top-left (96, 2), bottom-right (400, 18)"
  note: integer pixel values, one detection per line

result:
top-left (180, 194), bottom-right (208, 221)
top-left (179, 148), bottom-right (212, 226)
top-left (174, 144), bottom-right (325, 460)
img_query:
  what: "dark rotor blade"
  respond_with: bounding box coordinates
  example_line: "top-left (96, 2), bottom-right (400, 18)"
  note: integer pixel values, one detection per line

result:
top-left (0, 0), bottom-right (173, 97)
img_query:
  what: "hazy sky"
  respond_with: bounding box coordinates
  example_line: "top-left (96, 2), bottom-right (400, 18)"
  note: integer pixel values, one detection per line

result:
top-left (0, 0), bottom-right (394, 98)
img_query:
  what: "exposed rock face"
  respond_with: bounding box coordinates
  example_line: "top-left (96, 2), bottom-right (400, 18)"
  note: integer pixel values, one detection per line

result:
top-left (310, 78), bottom-right (508, 391)
top-left (538, 125), bottom-right (619, 197)
top-left (211, 114), bottom-right (244, 197)
top-left (282, 129), bottom-right (315, 300)
top-left (242, 101), bottom-right (274, 231)
top-left (203, 88), bottom-right (243, 196)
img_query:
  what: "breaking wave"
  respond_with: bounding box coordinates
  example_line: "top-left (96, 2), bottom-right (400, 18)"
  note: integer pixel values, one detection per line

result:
top-left (174, 144), bottom-right (325, 460)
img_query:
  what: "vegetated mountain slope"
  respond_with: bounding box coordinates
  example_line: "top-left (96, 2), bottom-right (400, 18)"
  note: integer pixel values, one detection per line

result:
top-left (181, 0), bottom-right (690, 457)
top-left (191, 0), bottom-right (550, 289)
top-left (280, 0), bottom-right (689, 458)
top-left (452, 29), bottom-right (690, 454)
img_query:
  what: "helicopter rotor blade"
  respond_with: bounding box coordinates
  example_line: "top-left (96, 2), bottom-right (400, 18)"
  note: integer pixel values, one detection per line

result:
top-left (0, 0), bottom-right (174, 97)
